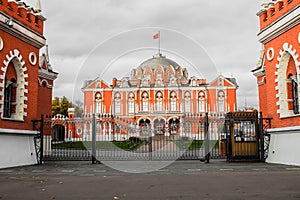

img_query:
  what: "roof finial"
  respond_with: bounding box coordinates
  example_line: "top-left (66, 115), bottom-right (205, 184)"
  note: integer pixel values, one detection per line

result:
top-left (45, 44), bottom-right (50, 63)
top-left (261, 0), bottom-right (269, 8)
top-left (36, 0), bottom-right (42, 13)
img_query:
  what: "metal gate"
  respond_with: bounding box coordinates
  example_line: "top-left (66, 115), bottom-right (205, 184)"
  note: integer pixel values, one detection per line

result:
top-left (219, 111), bottom-right (271, 161)
top-left (32, 112), bottom-right (271, 163)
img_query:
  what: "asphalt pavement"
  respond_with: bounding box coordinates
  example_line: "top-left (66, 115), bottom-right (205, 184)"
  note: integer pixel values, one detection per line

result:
top-left (0, 160), bottom-right (300, 200)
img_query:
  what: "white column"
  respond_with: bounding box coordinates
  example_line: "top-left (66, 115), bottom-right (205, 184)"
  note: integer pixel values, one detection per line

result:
top-left (151, 122), bottom-right (154, 137)
top-left (180, 120), bottom-right (184, 137)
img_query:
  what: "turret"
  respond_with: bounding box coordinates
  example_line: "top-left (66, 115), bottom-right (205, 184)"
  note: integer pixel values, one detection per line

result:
top-left (0, 0), bottom-right (46, 35)
top-left (257, 0), bottom-right (298, 30)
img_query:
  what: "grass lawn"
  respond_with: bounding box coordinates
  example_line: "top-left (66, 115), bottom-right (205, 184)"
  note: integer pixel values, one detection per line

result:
top-left (52, 141), bottom-right (143, 151)
top-left (174, 140), bottom-right (219, 150)
top-left (52, 139), bottom-right (218, 151)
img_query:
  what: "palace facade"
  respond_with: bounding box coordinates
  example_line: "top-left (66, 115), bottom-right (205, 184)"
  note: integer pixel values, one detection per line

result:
top-left (253, 0), bottom-right (300, 166)
top-left (82, 53), bottom-right (238, 140)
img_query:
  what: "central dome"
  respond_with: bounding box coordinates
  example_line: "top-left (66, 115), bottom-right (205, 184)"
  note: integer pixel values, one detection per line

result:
top-left (139, 53), bottom-right (180, 70)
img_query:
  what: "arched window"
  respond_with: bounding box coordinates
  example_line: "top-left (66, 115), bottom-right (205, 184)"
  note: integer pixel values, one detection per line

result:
top-left (2, 58), bottom-right (25, 120)
top-left (1, 55), bottom-right (26, 120)
top-left (276, 49), bottom-right (300, 117)
top-left (142, 92), bottom-right (149, 112)
top-left (218, 91), bottom-right (225, 113)
top-left (198, 91), bottom-right (205, 113)
top-left (184, 92), bottom-right (191, 113)
top-left (288, 74), bottom-right (299, 114)
top-left (185, 122), bottom-right (191, 134)
top-left (95, 92), bottom-right (102, 114)
top-left (170, 91), bottom-right (177, 111)
top-left (3, 78), bottom-right (16, 118)
top-left (128, 92), bottom-right (135, 114)
top-left (155, 91), bottom-right (163, 112)
top-left (114, 92), bottom-right (121, 114)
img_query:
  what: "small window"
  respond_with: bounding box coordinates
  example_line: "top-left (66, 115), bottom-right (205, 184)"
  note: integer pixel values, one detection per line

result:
top-left (115, 124), bottom-right (121, 133)
top-left (114, 93), bottom-right (121, 114)
top-left (95, 92), bottom-right (102, 114)
top-left (155, 91), bottom-right (163, 111)
top-left (184, 92), bottom-right (191, 113)
top-left (185, 122), bottom-right (191, 134)
top-left (291, 75), bottom-right (299, 114)
top-left (128, 92), bottom-right (135, 114)
top-left (198, 91), bottom-right (205, 113)
top-left (142, 92), bottom-right (149, 112)
top-left (170, 91), bottom-right (177, 111)
top-left (234, 121), bottom-right (256, 142)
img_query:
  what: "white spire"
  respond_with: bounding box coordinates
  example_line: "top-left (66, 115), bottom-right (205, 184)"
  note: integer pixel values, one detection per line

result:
top-left (36, 0), bottom-right (42, 13)
top-left (261, 0), bottom-right (269, 8)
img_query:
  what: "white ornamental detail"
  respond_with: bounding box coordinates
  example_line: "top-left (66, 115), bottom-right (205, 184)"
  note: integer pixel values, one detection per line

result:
top-left (266, 47), bottom-right (274, 61)
top-left (0, 37), bottom-right (3, 51)
top-left (29, 52), bottom-right (37, 66)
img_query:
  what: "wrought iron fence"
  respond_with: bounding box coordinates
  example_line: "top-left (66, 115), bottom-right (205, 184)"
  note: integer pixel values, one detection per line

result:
top-left (32, 112), bottom-right (271, 163)
top-left (32, 113), bottom-right (228, 162)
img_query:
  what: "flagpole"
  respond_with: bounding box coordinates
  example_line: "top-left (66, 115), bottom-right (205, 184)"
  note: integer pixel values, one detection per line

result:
top-left (158, 31), bottom-right (161, 55)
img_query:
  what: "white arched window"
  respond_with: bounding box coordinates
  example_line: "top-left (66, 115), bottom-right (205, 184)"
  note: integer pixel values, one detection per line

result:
top-left (114, 92), bottom-right (121, 114)
top-left (218, 91), bottom-right (225, 113)
top-left (170, 91), bottom-right (177, 111)
top-left (274, 44), bottom-right (300, 118)
top-left (198, 91), bottom-right (205, 113)
top-left (155, 91), bottom-right (163, 112)
top-left (184, 91), bottom-right (191, 113)
top-left (128, 92), bottom-right (135, 114)
top-left (95, 92), bottom-right (102, 114)
top-left (185, 122), bottom-right (191, 134)
top-left (142, 92), bottom-right (149, 112)
top-left (2, 57), bottom-right (26, 120)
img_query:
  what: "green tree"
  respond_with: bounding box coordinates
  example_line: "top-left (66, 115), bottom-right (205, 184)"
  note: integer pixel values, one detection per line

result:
top-left (52, 96), bottom-right (73, 116)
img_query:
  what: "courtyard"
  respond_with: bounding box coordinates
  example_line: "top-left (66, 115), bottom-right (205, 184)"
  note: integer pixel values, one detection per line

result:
top-left (0, 160), bottom-right (299, 199)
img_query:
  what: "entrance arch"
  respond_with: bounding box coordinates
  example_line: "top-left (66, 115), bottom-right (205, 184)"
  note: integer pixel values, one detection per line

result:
top-left (52, 124), bottom-right (65, 141)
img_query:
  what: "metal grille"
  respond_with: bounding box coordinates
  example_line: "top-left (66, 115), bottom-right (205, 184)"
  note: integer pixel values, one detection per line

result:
top-left (33, 112), bottom-right (271, 163)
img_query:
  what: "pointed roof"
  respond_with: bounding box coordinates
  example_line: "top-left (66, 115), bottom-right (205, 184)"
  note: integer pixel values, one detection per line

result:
top-left (209, 75), bottom-right (239, 88)
top-left (38, 45), bottom-right (58, 80)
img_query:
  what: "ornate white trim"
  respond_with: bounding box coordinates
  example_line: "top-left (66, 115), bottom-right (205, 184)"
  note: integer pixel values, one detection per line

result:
top-left (0, 49), bottom-right (28, 119)
top-left (0, 12), bottom-right (46, 48)
top-left (0, 37), bottom-right (3, 51)
top-left (29, 52), bottom-right (37, 66)
top-left (298, 32), bottom-right (300, 44)
top-left (275, 43), bottom-right (300, 118)
top-left (258, 5), bottom-right (300, 44)
top-left (258, 76), bottom-right (266, 86)
top-left (38, 78), bottom-right (53, 89)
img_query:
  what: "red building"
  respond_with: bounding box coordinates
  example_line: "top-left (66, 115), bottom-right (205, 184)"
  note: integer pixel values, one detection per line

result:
top-left (253, 0), bottom-right (300, 166)
top-left (82, 53), bottom-right (238, 141)
top-left (0, 0), bottom-right (57, 168)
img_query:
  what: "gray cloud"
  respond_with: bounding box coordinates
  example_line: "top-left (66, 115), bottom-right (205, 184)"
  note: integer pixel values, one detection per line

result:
top-left (25, 0), bottom-right (262, 109)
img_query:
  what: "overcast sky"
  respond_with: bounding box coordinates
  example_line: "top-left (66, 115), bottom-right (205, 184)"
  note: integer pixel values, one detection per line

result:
top-left (25, 0), bottom-right (262, 110)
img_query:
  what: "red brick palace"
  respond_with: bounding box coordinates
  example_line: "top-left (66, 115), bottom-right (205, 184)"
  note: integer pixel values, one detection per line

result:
top-left (82, 53), bottom-right (238, 140)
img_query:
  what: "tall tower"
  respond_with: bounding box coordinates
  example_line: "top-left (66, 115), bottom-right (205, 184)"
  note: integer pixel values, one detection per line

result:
top-left (253, 0), bottom-right (300, 166)
top-left (0, 0), bottom-right (57, 168)
top-left (253, 0), bottom-right (300, 126)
